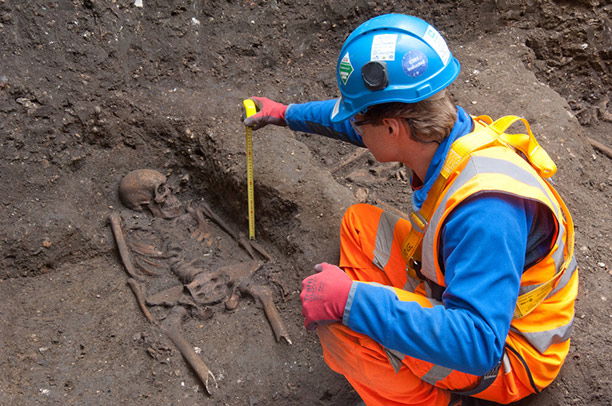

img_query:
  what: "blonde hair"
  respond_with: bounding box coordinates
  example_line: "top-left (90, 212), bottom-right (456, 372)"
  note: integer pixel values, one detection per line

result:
top-left (363, 90), bottom-right (457, 144)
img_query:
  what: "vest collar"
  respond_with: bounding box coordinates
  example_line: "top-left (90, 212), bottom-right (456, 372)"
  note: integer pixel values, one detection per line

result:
top-left (412, 106), bottom-right (473, 210)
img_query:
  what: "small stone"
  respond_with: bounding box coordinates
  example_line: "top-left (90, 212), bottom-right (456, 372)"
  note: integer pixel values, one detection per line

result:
top-left (354, 187), bottom-right (368, 202)
top-left (597, 262), bottom-right (606, 268)
top-left (42, 239), bottom-right (52, 248)
top-left (601, 296), bottom-right (607, 301)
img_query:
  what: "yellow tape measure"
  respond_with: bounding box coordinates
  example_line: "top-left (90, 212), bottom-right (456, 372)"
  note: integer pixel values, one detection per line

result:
top-left (243, 99), bottom-right (257, 240)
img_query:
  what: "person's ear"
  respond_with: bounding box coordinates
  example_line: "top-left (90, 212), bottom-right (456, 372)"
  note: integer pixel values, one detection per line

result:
top-left (382, 118), bottom-right (403, 137)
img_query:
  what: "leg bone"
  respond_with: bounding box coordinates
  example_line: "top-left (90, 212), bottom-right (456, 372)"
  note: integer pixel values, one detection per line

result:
top-left (240, 284), bottom-right (291, 345)
top-left (161, 306), bottom-right (216, 395)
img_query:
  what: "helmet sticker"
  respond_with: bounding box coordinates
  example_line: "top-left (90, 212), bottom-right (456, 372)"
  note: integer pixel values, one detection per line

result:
top-left (402, 50), bottom-right (428, 77)
top-left (339, 52), bottom-right (354, 85)
top-left (423, 25), bottom-right (451, 65)
top-left (371, 34), bottom-right (398, 61)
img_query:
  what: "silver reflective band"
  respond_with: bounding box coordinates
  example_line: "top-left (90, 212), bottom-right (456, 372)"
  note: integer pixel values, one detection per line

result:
top-left (383, 347), bottom-right (406, 373)
top-left (403, 274), bottom-right (420, 292)
top-left (514, 318), bottom-right (574, 353)
top-left (421, 364), bottom-right (453, 385)
top-left (421, 154), bottom-right (561, 283)
top-left (548, 256), bottom-right (577, 298)
top-left (373, 211), bottom-right (400, 270)
top-left (502, 352), bottom-right (512, 374)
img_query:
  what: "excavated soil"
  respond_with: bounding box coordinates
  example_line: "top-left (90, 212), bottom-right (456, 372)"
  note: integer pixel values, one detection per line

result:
top-left (0, 1), bottom-right (610, 405)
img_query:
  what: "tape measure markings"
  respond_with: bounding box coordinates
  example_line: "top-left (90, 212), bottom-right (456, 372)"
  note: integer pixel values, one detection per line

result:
top-left (242, 99), bottom-right (257, 240)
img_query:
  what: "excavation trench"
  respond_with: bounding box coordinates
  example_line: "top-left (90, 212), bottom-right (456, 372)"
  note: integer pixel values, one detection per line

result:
top-left (100, 115), bottom-right (358, 403)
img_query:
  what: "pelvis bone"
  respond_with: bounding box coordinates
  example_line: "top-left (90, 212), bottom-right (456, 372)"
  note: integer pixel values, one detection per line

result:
top-left (172, 258), bottom-right (230, 305)
top-left (186, 271), bottom-right (230, 305)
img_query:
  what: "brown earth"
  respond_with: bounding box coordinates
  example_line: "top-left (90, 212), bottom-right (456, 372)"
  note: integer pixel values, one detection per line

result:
top-left (0, 1), bottom-right (610, 405)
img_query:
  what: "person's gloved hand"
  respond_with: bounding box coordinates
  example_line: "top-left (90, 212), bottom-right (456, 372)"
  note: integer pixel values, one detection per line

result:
top-left (300, 263), bottom-right (353, 330)
top-left (243, 96), bottom-right (288, 130)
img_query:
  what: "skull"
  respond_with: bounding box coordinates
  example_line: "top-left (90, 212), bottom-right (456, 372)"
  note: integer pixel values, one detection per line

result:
top-left (118, 169), bottom-right (183, 218)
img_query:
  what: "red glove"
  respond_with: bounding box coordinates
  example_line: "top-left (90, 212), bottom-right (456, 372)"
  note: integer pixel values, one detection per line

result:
top-left (300, 263), bottom-right (353, 330)
top-left (243, 97), bottom-right (288, 130)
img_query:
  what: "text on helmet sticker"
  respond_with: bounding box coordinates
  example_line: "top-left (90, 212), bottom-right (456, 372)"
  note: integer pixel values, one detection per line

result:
top-left (423, 25), bottom-right (451, 65)
top-left (339, 52), bottom-right (354, 85)
top-left (402, 50), bottom-right (428, 77)
top-left (371, 34), bottom-right (398, 61)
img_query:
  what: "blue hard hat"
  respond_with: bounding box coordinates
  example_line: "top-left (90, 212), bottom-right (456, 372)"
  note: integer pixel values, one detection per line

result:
top-left (331, 14), bottom-right (461, 122)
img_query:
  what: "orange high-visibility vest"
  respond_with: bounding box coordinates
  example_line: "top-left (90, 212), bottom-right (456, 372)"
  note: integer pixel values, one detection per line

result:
top-left (406, 117), bottom-right (578, 397)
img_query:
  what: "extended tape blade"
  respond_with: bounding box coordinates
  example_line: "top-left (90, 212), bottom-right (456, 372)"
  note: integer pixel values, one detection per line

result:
top-left (243, 99), bottom-right (257, 240)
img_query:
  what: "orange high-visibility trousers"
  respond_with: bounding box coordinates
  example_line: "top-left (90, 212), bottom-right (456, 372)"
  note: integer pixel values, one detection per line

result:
top-left (316, 204), bottom-right (533, 406)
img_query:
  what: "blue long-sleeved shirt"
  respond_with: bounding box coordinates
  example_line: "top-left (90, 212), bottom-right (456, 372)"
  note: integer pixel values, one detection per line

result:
top-left (286, 100), bottom-right (554, 375)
